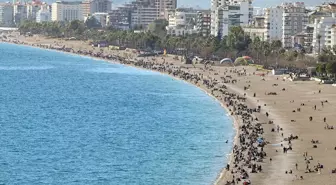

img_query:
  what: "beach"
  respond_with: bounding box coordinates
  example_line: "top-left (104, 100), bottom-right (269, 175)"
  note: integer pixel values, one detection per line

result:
top-left (2, 33), bottom-right (336, 185)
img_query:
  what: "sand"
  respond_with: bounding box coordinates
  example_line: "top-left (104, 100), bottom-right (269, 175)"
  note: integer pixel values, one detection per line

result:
top-left (2, 33), bottom-right (336, 185)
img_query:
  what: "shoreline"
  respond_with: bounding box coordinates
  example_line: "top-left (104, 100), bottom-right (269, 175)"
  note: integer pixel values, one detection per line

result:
top-left (2, 40), bottom-right (240, 184)
top-left (0, 35), bottom-right (283, 185)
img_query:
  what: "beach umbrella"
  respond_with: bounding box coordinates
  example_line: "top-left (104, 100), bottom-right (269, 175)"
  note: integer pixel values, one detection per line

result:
top-left (220, 58), bottom-right (233, 64)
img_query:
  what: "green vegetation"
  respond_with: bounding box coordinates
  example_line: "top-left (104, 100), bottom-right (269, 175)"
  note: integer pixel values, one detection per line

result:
top-left (19, 20), bottom-right (333, 70)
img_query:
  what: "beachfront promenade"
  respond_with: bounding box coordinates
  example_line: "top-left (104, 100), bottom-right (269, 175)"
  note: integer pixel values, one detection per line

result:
top-left (2, 34), bottom-right (336, 185)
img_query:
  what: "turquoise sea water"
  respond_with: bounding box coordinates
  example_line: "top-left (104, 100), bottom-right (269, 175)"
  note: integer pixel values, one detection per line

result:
top-left (0, 43), bottom-right (234, 185)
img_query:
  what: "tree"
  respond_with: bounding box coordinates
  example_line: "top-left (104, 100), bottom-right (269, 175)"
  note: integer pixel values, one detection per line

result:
top-left (317, 34), bottom-right (322, 55)
top-left (316, 63), bottom-right (326, 76)
top-left (227, 26), bottom-right (251, 57)
top-left (262, 41), bottom-right (272, 65)
top-left (85, 16), bottom-right (102, 29)
top-left (148, 19), bottom-right (168, 39)
top-left (325, 62), bottom-right (336, 77)
top-left (271, 40), bottom-right (282, 65)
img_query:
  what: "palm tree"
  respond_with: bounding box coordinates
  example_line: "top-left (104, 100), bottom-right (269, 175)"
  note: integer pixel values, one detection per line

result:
top-left (317, 34), bottom-right (322, 55)
top-left (271, 40), bottom-right (282, 65)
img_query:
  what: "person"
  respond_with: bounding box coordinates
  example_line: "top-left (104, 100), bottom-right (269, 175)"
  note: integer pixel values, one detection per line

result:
top-left (296, 163), bottom-right (298, 170)
top-left (324, 117), bottom-right (326, 123)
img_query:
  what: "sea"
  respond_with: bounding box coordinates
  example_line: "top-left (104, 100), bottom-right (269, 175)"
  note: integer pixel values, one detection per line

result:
top-left (0, 43), bottom-right (234, 185)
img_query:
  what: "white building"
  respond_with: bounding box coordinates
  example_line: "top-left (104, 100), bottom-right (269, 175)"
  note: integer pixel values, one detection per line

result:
top-left (131, 5), bottom-right (158, 28)
top-left (26, 4), bottom-right (40, 21)
top-left (51, 1), bottom-right (83, 22)
top-left (81, 0), bottom-right (111, 17)
top-left (312, 14), bottom-right (336, 53)
top-left (36, 4), bottom-right (51, 23)
top-left (282, 2), bottom-right (308, 48)
top-left (168, 9), bottom-right (198, 27)
top-left (0, 3), bottom-right (13, 26)
top-left (211, 0), bottom-right (253, 37)
top-left (264, 6), bottom-right (283, 41)
top-left (330, 25), bottom-right (336, 49)
top-left (166, 8), bottom-right (199, 36)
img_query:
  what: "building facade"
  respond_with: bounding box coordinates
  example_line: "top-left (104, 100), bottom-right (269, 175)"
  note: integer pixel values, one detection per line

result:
top-left (51, 1), bottom-right (83, 22)
top-left (13, 4), bottom-right (27, 25)
top-left (131, 5), bottom-right (158, 28)
top-left (264, 6), bottom-right (283, 41)
top-left (312, 14), bottom-right (336, 53)
top-left (281, 2), bottom-right (308, 48)
top-left (196, 10), bottom-right (211, 36)
top-left (26, 4), bottom-right (41, 21)
top-left (81, 0), bottom-right (111, 17)
top-left (36, 4), bottom-right (51, 22)
top-left (211, 0), bottom-right (253, 37)
top-left (0, 3), bottom-right (13, 26)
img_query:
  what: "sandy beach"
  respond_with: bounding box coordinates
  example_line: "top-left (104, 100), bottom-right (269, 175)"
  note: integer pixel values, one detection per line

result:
top-left (2, 33), bottom-right (336, 185)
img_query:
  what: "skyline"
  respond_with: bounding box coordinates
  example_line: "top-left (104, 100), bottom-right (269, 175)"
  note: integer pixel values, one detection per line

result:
top-left (111, 0), bottom-right (330, 9)
top-left (0, 0), bottom-right (331, 8)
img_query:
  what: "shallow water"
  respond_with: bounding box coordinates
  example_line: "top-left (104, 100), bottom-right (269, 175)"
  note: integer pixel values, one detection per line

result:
top-left (0, 43), bottom-right (234, 184)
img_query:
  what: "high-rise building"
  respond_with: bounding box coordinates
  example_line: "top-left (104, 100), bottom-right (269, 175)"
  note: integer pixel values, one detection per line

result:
top-left (36, 4), bottom-right (51, 22)
top-left (211, 0), bottom-right (253, 37)
top-left (81, 0), bottom-right (111, 17)
top-left (131, 4), bottom-right (158, 28)
top-left (27, 4), bottom-right (41, 21)
top-left (281, 2), bottom-right (308, 48)
top-left (13, 4), bottom-right (27, 25)
top-left (51, 1), bottom-right (83, 21)
top-left (312, 13), bottom-right (336, 53)
top-left (0, 3), bottom-right (13, 26)
top-left (264, 6), bottom-right (283, 41)
top-left (156, 0), bottom-right (177, 19)
top-left (196, 10), bottom-right (211, 36)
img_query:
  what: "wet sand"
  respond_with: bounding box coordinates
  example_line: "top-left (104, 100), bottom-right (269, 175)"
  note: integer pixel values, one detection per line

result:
top-left (2, 34), bottom-right (336, 185)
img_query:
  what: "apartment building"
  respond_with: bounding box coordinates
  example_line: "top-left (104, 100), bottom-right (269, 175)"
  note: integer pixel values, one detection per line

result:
top-left (108, 4), bottom-right (134, 30)
top-left (243, 16), bottom-right (267, 41)
top-left (282, 2), bottom-right (308, 48)
top-left (303, 24), bottom-right (314, 52)
top-left (13, 4), bottom-right (27, 25)
top-left (51, 1), bottom-right (83, 22)
top-left (211, 0), bottom-right (253, 37)
top-left (27, 4), bottom-right (41, 21)
top-left (36, 4), bottom-right (51, 22)
top-left (330, 25), bottom-right (336, 48)
top-left (0, 3), bottom-right (13, 26)
top-left (264, 6), bottom-right (283, 41)
top-left (312, 13), bottom-right (336, 53)
top-left (166, 8), bottom-right (199, 36)
top-left (81, 0), bottom-right (111, 17)
top-left (196, 10), bottom-right (211, 36)
top-left (131, 5), bottom-right (158, 28)
top-left (154, 0), bottom-right (177, 19)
